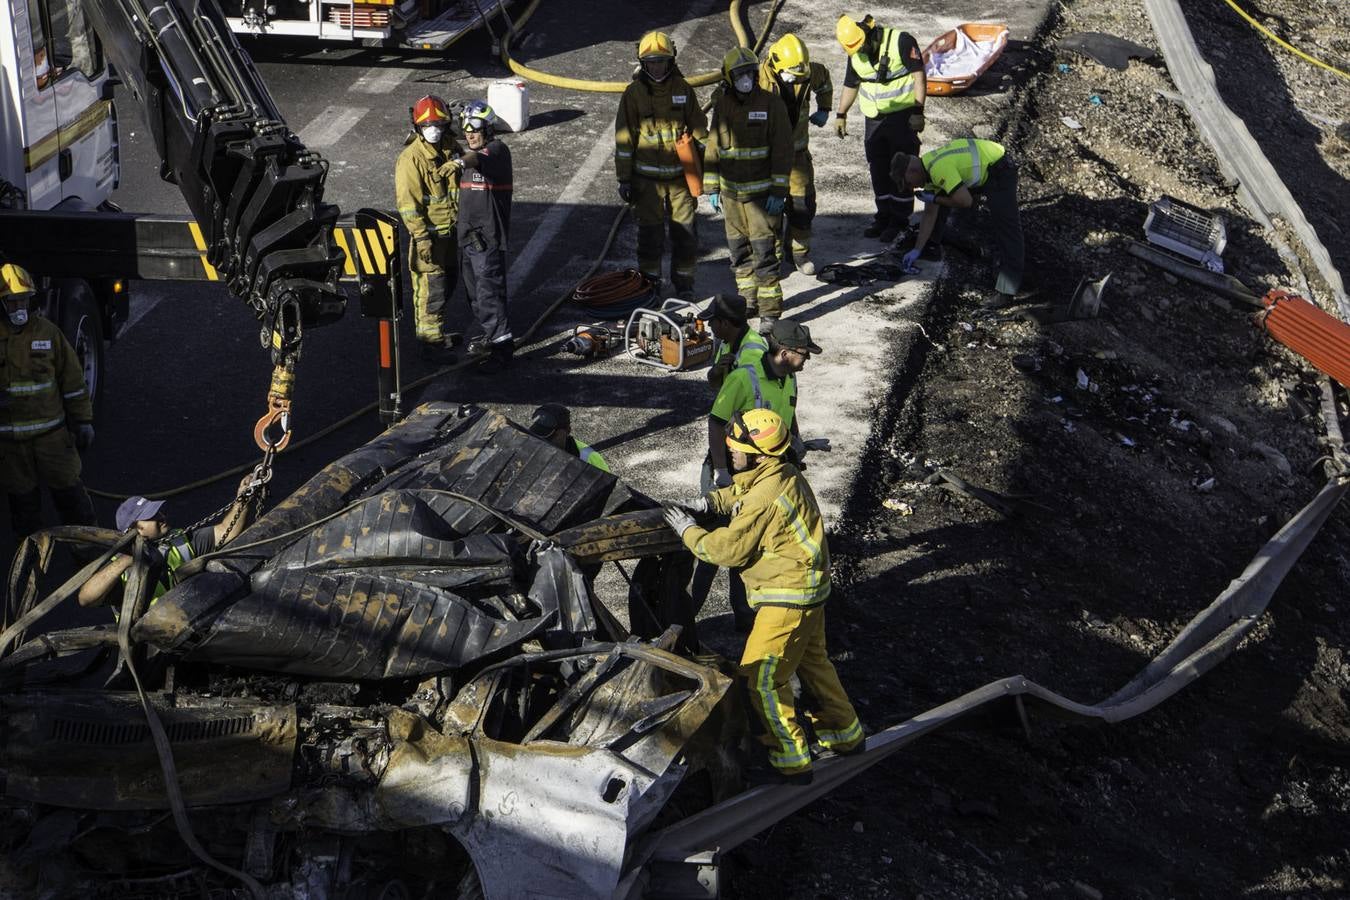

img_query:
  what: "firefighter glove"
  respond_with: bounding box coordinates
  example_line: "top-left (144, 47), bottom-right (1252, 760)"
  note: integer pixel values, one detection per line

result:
top-left (415, 240), bottom-right (434, 266)
top-left (682, 495), bottom-right (711, 515)
top-left (834, 115), bottom-right (848, 139)
top-left (802, 437), bottom-right (832, 453)
top-left (809, 109), bottom-right (830, 127)
top-left (713, 467), bottom-right (733, 488)
top-left (764, 195), bottom-right (786, 216)
top-left (74, 423), bottom-right (95, 451)
top-left (662, 505), bottom-right (697, 538)
top-left (908, 110), bottom-right (926, 132)
top-left (618, 182), bottom-right (633, 204)
top-left (708, 191), bottom-right (722, 213)
top-left (436, 159), bottom-right (463, 178)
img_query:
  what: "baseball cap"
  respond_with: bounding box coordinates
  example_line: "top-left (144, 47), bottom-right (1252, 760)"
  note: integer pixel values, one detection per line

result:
top-left (529, 404), bottom-right (571, 438)
top-left (116, 496), bottom-right (166, 532)
top-left (694, 293), bottom-right (748, 324)
top-left (767, 318), bottom-right (823, 355)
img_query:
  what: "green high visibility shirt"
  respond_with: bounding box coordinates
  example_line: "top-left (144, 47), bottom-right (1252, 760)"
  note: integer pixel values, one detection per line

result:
top-left (711, 355), bottom-right (797, 430)
top-left (117, 527), bottom-right (215, 610)
top-left (921, 138), bottom-right (1006, 195)
top-left (573, 439), bottom-right (611, 473)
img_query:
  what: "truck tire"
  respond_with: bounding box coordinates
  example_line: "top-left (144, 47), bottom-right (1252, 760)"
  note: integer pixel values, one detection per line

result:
top-left (55, 279), bottom-right (106, 417)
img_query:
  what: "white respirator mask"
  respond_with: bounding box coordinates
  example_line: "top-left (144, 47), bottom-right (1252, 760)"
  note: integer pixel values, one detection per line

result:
top-left (734, 73), bottom-right (754, 94)
top-left (421, 125), bottom-right (443, 145)
top-left (8, 308), bottom-right (28, 327)
top-left (779, 72), bottom-right (797, 84)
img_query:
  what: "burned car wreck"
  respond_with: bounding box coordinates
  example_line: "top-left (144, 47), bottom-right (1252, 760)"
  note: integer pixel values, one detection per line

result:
top-left (0, 404), bottom-right (743, 899)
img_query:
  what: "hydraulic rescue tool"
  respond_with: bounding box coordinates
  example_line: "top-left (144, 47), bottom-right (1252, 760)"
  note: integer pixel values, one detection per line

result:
top-left (625, 299), bottom-right (715, 373)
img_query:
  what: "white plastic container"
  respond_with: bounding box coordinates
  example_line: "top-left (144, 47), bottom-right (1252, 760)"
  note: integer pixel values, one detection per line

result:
top-left (487, 79), bottom-right (529, 133)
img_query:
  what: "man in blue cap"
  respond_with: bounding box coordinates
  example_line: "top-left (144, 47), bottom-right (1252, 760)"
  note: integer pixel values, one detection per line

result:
top-left (78, 477), bottom-right (255, 608)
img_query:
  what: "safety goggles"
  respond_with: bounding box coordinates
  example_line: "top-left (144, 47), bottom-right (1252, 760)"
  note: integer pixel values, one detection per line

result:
top-left (463, 119), bottom-right (489, 133)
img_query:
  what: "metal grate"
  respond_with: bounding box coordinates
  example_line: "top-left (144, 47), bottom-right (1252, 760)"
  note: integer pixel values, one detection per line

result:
top-left (1143, 195), bottom-right (1227, 270)
top-left (50, 715), bottom-right (257, 746)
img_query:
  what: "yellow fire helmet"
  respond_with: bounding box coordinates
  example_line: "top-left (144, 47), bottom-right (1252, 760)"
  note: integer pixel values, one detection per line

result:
top-left (769, 33), bottom-right (810, 79)
top-left (0, 263), bottom-right (36, 300)
top-left (721, 46), bottom-right (760, 83)
top-left (637, 30), bottom-right (676, 59)
top-left (836, 15), bottom-right (867, 55)
top-left (726, 408), bottom-right (791, 457)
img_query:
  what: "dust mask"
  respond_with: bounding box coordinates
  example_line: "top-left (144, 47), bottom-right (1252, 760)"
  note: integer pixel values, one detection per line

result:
top-left (8, 308), bottom-right (28, 327)
top-left (421, 125), bottom-right (443, 145)
top-left (779, 72), bottom-right (797, 84)
top-left (733, 73), bottom-right (754, 94)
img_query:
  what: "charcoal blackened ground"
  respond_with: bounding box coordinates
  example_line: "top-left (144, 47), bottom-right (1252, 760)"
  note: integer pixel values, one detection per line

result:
top-left (729, 0), bottom-right (1350, 896)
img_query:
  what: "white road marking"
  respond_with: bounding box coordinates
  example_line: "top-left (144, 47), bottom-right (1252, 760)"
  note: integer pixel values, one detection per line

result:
top-left (350, 67), bottom-right (411, 94)
top-left (507, 0), bottom-right (717, 295)
top-left (299, 106), bottom-right (369, 148)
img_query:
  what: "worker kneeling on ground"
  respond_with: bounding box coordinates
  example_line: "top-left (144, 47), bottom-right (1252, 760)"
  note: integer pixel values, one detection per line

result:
top-left (704, 48), bottom-right (793, 325)
top-left (891, 138), bottom-right (1026, 304)
top-left (759, 33), bottom-right (833, 276)
top-left (528, 404), bottom-right (610, 473)
top-left (395, 94), bottom-right (463, 364)
top-left (458, 100), bottom-right (515, 370)
top-left (664, 409), bottom-right (863, 786)
top-left (615, 31), bottom-right (709, 299)
top-left (0, 264), bottom-right (96, 537)
top-left (78, 480), bottom-right (256, 608)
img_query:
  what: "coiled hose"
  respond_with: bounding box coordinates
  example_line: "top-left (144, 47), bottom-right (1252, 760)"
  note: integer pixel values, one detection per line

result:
top-left (569, 269), bottom-right (657, 315)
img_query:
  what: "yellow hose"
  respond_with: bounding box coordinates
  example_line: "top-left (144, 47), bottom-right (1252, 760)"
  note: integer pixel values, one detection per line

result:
top-left (1221, 0), bottom-right (1349, 81)
top-left (500, 0), bottom-right (772, 92)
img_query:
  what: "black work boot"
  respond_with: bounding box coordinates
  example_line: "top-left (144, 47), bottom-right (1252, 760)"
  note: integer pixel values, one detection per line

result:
top-left (862, 216), bottom-right (887, 239)
top-left (744, 762), bottom-right (814, 787)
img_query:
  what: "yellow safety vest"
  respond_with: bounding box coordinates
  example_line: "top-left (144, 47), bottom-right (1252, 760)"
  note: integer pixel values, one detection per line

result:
top-left (852, 27), bottom-right (920, 118)
top-left (921, 138), bottom-right (1007, 194)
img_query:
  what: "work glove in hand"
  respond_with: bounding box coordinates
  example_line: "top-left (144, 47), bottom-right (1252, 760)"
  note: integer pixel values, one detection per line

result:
top-left (834, 115), bottom-right (848, 139)
top-left (809, 109), bottom-right (830, 127)
top-left (436, 159), bottom-right (463, 179)
top-left (618, 182), bottom-right (633, 204)
top-left (916, 190), bottom-right (936, 205)
top-left (802, 437), bottom-right (832, 453)
top-left (662, 505), bottom-right (697, 538)
top-left (708, 191), bottom-right (722, 213)
top-left (764, 195), bottom-right (786, 216)
top-left (713, 467), bottom-right (733, 488)
top-left (790, 433), bottom-right (806, 459)
top-left (682, 495), bottom-right (711, 515)
top-left (74, 423), bottom-right (95, 451)
top-left (901, 248), bottom-right (922, 270)
top-left (908, 110), bottom-right (926, 132)
top-left (415, 240), bottom-right (434, 266)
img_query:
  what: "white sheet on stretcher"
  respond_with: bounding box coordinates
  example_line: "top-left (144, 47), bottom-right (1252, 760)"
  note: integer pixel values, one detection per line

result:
top-left (926, 29), bottom-right (999, 79)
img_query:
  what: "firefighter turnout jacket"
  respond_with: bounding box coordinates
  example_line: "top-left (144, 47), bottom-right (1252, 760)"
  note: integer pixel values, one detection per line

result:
top-left (615, 69), bottom-right (708, 182)
top-left (758, 59), bottom-right (833, 152)
top-left (394, 137), bottom-right (461, 243)
top-left (0, 315), bottom-right (92, 440)
top-left (679, 455), bottom-right (831, 609)
top-left (703, 86), bottom-right (794, 200)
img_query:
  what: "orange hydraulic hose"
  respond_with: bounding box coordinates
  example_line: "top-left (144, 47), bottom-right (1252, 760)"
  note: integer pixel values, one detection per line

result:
top-left (1261, 290), bottom-right (1350, 387)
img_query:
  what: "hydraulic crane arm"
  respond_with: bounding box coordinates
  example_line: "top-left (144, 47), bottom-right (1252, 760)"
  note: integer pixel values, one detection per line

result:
top-left (79, 0), bottom-right (345, 365)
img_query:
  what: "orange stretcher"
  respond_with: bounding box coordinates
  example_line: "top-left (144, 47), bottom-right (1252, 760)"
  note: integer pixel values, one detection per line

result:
top-left (922, 23), bottom-right (1010, 96)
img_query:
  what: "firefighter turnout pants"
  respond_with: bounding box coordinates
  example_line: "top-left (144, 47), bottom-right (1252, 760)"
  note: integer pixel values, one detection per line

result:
top-left (634, 176), bottom-right (699, 294)
top-left (409, 234), bottom-right (458, 346)
top-left (933, 156), bottom-right (1024, 295)
top-left (777, 150), bottom-right (817, 265)
top-left (865, 113), bottom-right (920, 229)
top-left (460, 243), bottom-right (513, 346)
top-left (723, 195), bottom-right (784, 319)
top-left (741, 604), bottom-right (863, 773)
top-left (0, 429), bottom-right (95, 536)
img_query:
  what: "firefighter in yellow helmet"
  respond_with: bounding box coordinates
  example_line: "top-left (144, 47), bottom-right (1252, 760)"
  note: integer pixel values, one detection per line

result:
top-left (835, 13), bottom-right (928, 244)
top-left (663, 408), bottom-right (863, 785)
top-left (703, 47), bottom-right (794, 326)
top-left (395, 94), bottom-right (463, 364)
top-left (0, 264), bottom-right (96, 537)
top-left (615, 31), bottom-right (709, 299)
top-left (759, 33), bottom-right (833, 276)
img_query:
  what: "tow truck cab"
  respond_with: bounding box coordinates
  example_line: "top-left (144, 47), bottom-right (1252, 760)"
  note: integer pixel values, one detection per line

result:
top-left (1, 0), bottom-right (125, 405)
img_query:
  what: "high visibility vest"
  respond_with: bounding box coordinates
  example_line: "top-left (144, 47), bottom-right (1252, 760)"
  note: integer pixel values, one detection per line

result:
top-left (117, 531), bottom-right (197, 612)
top-left (575, 440), bottom-right (611, 473)
top-left (921, 138), bottom-right (1007, 194)
top-left (852, 28), bottom-right (920, 118)
top-left (734, 360), bottom-right (797, 430)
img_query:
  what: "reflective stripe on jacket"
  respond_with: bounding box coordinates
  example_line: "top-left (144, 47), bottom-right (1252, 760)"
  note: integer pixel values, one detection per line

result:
top-left (394, 137), bottom-right (460, 243)
top-left (0, 316), bottom-right (91, 440)
top-left (852, 27), bottom-right (920, 117)
top-left (921, 138), bottom-right (1007, 194)
top-left (758, 60), bottom-right (833, 152)
top-left (680, 456), bottom-right (831, 609)
top-left (615, 72), bottom-right (708, 182)
top-left (702, 86), bottom-right (793, 199)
